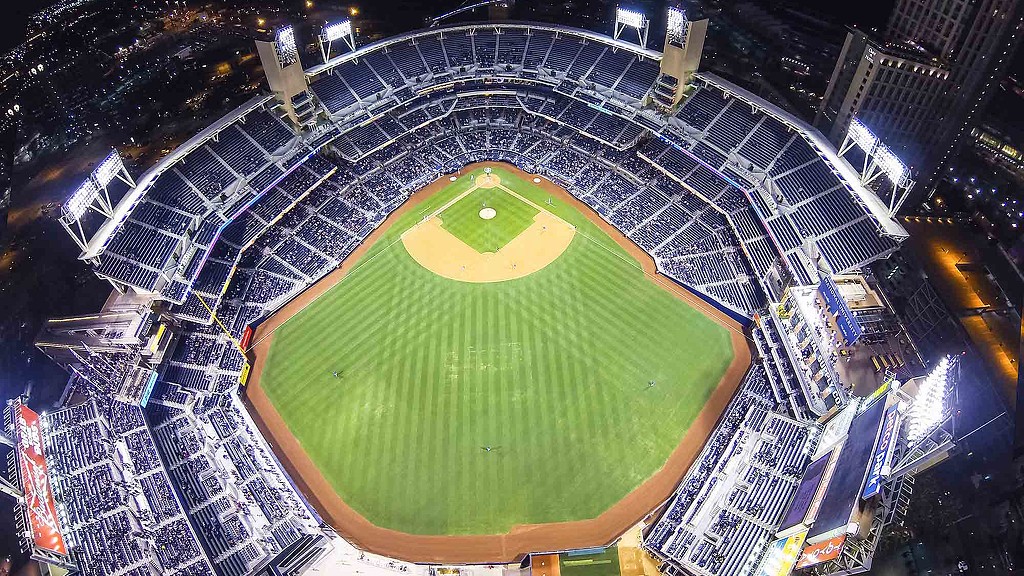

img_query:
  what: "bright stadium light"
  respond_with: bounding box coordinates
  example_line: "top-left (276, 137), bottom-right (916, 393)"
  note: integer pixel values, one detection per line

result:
top-left (64, 180), bottom-right (100, 221)
top-left (847, 118), bottom-right (878, 155)
top-left (874, 143), bottom-right (910, 187)
top-left (906, 356), bottom-right (952, 446)
top-left (275, 26), bottom-right (299, 66)
top-left (666, 7), bottom-right (688, 46)
top-left (319, 19), bottom-right (355, 62)
top-left (322, 19), bottom-right (352, 42)
top-left (93, 150), bottom-right (124, 188)
top-left (839, 117), bottom-right (915, 215)
top-left (616, 7), bottom-right (646, 29)
top-left (614, 6), bottom-right (649, 48)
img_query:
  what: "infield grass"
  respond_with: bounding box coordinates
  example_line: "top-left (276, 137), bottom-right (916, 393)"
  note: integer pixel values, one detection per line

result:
top-left (258, 166), bottom-right (737, 535)
top-left (439, 186), bottom-right (539, 252)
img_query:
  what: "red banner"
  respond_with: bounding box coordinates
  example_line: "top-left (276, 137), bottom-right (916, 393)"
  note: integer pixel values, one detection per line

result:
top-left (240, 325), bottom-right (255, 351)
top-left (15, 404), bottom-right (68, 556)
top-left (795, 534), bottom-right (846, 569)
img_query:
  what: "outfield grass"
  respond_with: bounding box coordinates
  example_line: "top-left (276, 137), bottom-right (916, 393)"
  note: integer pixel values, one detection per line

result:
top-left (259, 167), bottom-right (736, 535)
top-left (439, 186), bottom-right (538, 252)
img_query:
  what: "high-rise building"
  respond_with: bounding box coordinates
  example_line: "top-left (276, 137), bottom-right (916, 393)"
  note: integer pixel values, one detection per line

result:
top-left (816, 0), bottom-right (1024, 207)
top-left (817, 29), bottom-right (949, 168)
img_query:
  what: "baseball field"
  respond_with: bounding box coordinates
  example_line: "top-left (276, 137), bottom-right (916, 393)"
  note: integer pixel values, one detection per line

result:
top-left (244, 163), bottom-right (749, 560)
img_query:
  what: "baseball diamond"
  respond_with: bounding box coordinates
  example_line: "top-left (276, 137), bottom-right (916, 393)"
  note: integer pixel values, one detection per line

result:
top-left (244, 163), bottom-right (750, 558)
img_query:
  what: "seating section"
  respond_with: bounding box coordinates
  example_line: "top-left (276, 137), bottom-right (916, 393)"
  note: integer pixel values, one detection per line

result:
top-left (178, 76), bottom-right (900, 327)
top-left (307, 25), bottom-right (657, 118)
top-left (660, 83), bottom-right (900, 280)
top-left (646, 359), bottom-right (816, 576)
top-left (146, 392), bottom-right (322, 576)
top-left (96, 24), bottom-right (899, 319)
top-left (97, 101), bottom-right (303, 299)
top-left (43, 400), bottom-right (215, 576)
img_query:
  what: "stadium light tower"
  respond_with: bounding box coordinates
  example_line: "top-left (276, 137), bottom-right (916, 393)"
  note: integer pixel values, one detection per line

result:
top-left (318, 19), bottom-right (355, 63)
top-left (887, 355), bottom-right (958, 479)
top-left (614, 6), bottom-right (649, 49)
top-left (839, 117), bottom-right (916, 215)
top-left (666, 6), bottom-right (687, 46)
top-left (59, 149), bottom-right (135, 252)
top-left (275, 25), bottom-right (300, 67)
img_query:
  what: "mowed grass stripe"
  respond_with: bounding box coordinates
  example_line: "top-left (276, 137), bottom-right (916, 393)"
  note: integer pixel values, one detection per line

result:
top-left (258, 167), bottom-right (737, 535)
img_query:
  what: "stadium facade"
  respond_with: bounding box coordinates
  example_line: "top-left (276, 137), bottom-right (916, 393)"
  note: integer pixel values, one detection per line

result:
top-left (2, 9), bottom-right (958, 576)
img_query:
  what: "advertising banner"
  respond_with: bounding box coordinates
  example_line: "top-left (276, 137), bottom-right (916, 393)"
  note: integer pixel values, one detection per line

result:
top-left (756, 531), bottom-right (807, 576)
top-left (14, 404), bottom-right (68, 556)
top-left (795, 535), bottom-right (846, 569)
top-left (818, 276), bottom-right (863, 344)
top-left (862, 403), bottom-right (900, 499)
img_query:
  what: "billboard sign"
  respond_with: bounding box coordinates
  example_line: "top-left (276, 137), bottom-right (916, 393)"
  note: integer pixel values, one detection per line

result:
top-left (756, 531), bottom-right (806, 576)
top-left (779, 452), bottom-right (830, 533)
top-left (14, 404), bottom-right (68, 556)
top-left (861, 379), bottom-right (892, 410)
top-left (862, 403), bottom-right (900, 499)
top-left (795, 534), bottom-right (846, 569)
top-left (139, 370), bottom-right (158, 408)
top-left (818, 276), bottom-right (863, 344)
top-left (239, 325), bottom-right (255, 351)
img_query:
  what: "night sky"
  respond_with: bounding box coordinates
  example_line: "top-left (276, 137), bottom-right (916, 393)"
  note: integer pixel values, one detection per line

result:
top-left (784, 0), bottom-right (897, 29)
top-left (0, 0), bottom-right (904, 54)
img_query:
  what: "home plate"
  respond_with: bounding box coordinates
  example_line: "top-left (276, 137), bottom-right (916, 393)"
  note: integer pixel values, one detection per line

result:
top-left (479, 208), bottom-right (497, 220)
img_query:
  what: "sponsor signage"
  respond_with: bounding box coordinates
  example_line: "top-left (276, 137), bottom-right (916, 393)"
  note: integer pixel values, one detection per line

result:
top-left (795, 534), bottom-right (846, 569)
top-left (861, 379), bottom-right (891, 410)
top-left (139, 370), bottom-right (158, 408)
top-left (14, 404), bottom-right (68, 556)
top-left (239, 325), bottom-right (255, 351)
top-left (756, 531), bottom-right (807, 576)
top-left (818, 276), bottom-right (863, 344)
top-left (238, 361), bottom-right (252, 387)
top-left (862, 403), bottom-right (900, 499)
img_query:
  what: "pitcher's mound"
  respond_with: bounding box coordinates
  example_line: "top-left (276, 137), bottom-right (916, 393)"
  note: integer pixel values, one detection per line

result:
top-left (479, 208), bottom-right (497, 220)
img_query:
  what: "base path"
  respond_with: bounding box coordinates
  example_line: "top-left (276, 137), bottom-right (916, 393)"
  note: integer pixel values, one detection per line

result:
top-left (401, 178), bottom-right (575, 282)
top-left (242, 161), bottom-right (752, 564)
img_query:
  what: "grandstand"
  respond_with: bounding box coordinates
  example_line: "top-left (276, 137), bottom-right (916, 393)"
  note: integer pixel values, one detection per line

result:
top-left (8, 10), bottom-right (955, 576)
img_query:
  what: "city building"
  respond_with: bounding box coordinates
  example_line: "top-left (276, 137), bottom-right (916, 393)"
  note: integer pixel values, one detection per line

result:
top-left (816, 29), bottom-right (949, 169)
top-left (816, 0), bottom-right (1024, 207)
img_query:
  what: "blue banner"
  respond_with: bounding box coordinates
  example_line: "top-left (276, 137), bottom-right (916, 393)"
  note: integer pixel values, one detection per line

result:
top-left (818, 277), bottom-right (863, 344)
top-left (862, 403), bottom-right (899, 499)
top-left (139, 370), bottom-right (158, 408)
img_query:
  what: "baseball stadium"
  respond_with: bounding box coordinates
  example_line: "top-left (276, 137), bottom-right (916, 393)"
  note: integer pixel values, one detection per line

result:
top-left (8, 7), bottom-right (960, 576)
